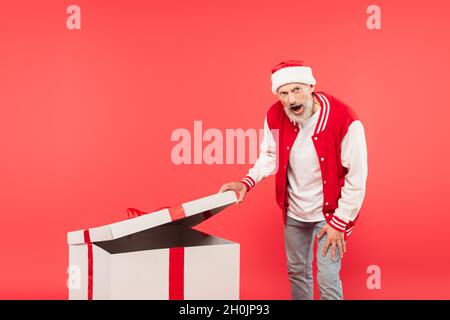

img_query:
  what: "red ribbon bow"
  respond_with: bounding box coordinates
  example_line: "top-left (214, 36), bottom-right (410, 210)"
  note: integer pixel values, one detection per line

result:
top-left (126, 205), bottom-right (188, 221)
top-left (127, 206), bottom-right (175, 218)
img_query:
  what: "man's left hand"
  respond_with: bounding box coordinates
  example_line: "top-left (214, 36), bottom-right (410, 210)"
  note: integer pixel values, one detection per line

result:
top-left (317, 223), bottom-right (346, 261)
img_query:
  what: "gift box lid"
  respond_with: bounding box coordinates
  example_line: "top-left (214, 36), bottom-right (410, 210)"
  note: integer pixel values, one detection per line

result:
top-left (67, 190), bottom-right (238, 245)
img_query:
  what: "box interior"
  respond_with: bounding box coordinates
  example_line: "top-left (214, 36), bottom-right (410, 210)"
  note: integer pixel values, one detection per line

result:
top-left (94, 224), bottom-right (234, 254)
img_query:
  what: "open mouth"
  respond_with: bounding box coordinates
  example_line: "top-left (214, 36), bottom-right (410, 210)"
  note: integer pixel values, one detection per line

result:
top-left (290, 105), bottom-right (304, 114)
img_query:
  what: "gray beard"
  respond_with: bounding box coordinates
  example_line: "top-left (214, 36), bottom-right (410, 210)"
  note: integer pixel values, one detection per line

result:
top-left (284, 97), bottom-right (314, 127)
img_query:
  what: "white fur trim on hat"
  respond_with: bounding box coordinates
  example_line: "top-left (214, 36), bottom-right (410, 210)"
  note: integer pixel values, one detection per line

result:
top-left (271, 66), bottom-right (316, 94)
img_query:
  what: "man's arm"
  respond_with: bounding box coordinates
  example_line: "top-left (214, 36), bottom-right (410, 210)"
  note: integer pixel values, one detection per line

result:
top-left (318, 120), bottom-right (368, 260)
top-left (329, 120), bottom-right (369, 232)
top-left (240, 116), bottom-right (278, 191)
top-left (219, 116), bottom-right (278, 203)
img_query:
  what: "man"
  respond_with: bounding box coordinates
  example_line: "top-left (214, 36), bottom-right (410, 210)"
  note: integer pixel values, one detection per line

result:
top-left (218, 60), bottom-right (368, 300)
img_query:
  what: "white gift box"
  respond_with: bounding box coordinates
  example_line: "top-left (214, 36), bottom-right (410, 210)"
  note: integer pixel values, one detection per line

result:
top-left (67, 191), bottom-right (239, 300)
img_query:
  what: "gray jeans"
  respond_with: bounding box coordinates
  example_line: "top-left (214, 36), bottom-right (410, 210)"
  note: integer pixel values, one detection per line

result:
top-left (284, 215), bottom-right (343, 300)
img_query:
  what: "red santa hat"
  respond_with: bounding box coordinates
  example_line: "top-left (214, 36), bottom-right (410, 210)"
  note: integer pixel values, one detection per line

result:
top-left (271, 60), bottom-right (316, 94)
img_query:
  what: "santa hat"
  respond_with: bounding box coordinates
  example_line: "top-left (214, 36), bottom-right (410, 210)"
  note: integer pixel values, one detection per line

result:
top-left (271, 60), bottom-right (316, 94)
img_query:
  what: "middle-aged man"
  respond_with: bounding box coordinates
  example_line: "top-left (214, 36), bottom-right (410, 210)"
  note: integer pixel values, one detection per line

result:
top-left (218, 60), bottom-right (368, 300)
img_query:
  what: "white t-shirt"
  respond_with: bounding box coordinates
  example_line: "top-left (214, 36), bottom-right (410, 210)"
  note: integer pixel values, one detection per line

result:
top-left (286, 107), bottom-right (326, 222)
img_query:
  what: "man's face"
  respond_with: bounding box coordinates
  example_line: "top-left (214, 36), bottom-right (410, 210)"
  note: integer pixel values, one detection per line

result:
top-left (277, 83), bottom-right (315, 126)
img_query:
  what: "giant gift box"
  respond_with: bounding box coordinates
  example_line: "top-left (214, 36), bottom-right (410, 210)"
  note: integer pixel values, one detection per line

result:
top-left (67, 191), bottom-right (239, 300)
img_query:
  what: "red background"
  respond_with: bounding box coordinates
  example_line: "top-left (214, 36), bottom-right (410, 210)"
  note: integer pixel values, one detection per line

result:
top-left (1, 0), bottom-right (450, 299)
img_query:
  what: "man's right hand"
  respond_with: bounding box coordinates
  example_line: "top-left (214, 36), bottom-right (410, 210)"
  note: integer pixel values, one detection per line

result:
top-left (218, 181), bottom-right (248, 204)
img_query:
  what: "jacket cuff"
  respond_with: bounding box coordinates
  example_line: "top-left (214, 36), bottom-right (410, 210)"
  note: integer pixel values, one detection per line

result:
top-left (240, 176), bottom-right (256, 192)
top-left (328, 215), bottom-right (349, 233)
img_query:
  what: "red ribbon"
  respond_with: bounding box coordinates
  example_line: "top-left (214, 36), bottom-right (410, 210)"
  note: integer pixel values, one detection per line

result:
top-left (127, 205), bottom-right (188, 221)
top-left (169, 247), bottom-right (184, 300)
top-left (83, 229), bottom-right (93, 300)
top-left (84, 204), bottom-right (210, 299)
top-left (126, 205), bottom-right (187, 299)
top-left (127, 206), bottom-right (213, 221)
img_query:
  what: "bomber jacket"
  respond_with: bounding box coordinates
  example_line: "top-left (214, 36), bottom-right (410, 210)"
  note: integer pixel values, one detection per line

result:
top-left (240, 91), bottom-right (368, 239)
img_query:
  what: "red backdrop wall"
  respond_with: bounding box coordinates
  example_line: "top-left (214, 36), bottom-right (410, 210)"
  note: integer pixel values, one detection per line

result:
top-left (1, 0), bottom-right (449, 299)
